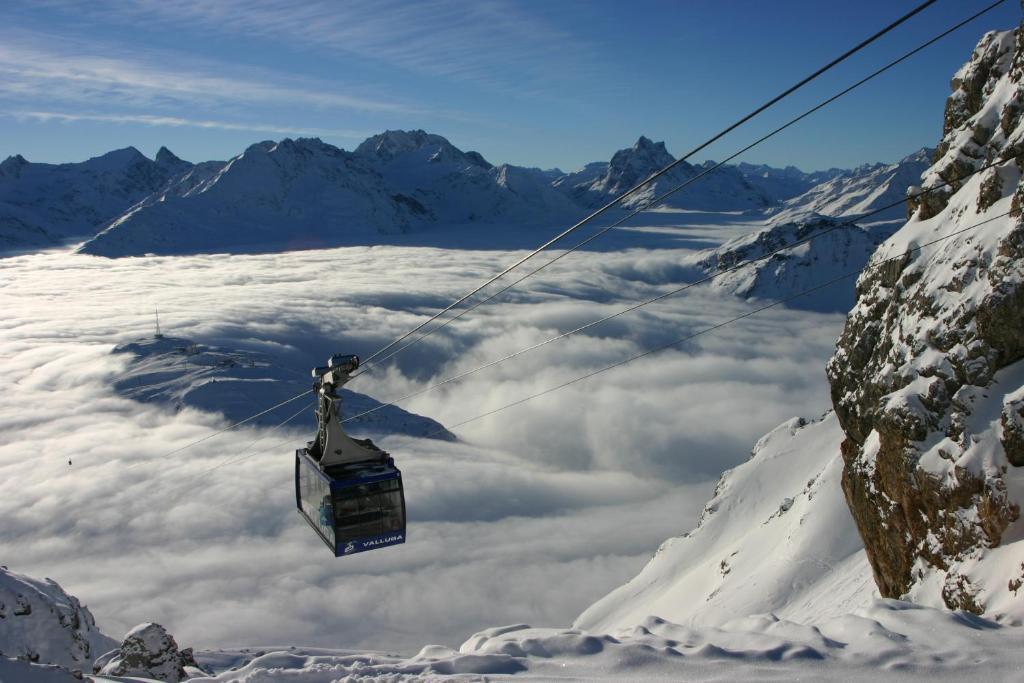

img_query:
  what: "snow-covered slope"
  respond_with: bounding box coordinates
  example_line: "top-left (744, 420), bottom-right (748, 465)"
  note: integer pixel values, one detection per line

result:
top-left (576, 413), bottom-right (874, 632)
top-left (79, 132), bottom-right (583, 257)
top-left (826, 25), bottom-right (1024, 619)
top-left (354, 129), bottom-right (581, 226)
top-left (692, 212), bottom-right (901, 312)
top-left (776, 148), bottom-right (932, 222)
top-left (0, 566), bottom-right (116, 669)
top-left (178, 605), bottom-right (1024, 681)
top-left (78, 138), bottom-right (420, 257)
top-left (736, 162), bottom-right (845, 202)
top-left (0, 658), bottom-right (84, 683)
top-left (111, 335), bottom-right (455, 439)
top-left (556, 136), bottom-right (773, 211)
top-left (0, 147), bottom-right (192, 250)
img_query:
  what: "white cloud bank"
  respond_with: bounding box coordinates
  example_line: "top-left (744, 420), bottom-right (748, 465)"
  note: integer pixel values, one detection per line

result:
top-left (0, 215), bottom-right (845, 651)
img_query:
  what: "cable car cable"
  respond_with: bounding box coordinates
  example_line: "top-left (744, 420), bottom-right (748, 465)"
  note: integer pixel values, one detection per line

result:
top-left (185, 402), bottom-right (310, 480)
top-left (204, 207), bottom-right (1013, 476)
top-left (112, 0), bottom-right (945, 465)
top-left (126, 388), bottom-right (313, 468)
top-left (424, 209), bottom-right (1013, 437)
top-left (349, 0), bottom-right (1004, 378)
top-left (342, 155), bottom-right (1015, 424)
top-left (354, 0), bottom-right (939, 371)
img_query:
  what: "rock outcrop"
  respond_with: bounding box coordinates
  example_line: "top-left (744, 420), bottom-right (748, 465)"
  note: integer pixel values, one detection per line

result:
top-left (826, 20), bottom-right (1024, 618)
top-left (94, 622), bottom-right (198, 682)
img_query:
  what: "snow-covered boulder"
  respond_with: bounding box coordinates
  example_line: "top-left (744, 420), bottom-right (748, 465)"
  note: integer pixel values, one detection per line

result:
top-left (94, 622), bottom-right (198, 682)
top-left (0, 566), bottom-right (115, 669)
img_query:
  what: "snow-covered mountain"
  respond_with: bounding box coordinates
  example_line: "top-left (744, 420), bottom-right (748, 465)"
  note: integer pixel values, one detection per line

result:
top-left (555, 136), bottom-right (773, 211)
top-left (735, 161), bottom-right (845, 201)
top-left (354, 129), bottom-right (581, 225)
top-left (0, 147), bottom-right (194, 250)
top-left (0, 566), bottom-right (115, 669)
top-left (78, 132), bottom-right (583, 257)
top-left (826, 26), bottom-right (1024, 617)
top-left (692, 211), bottom-right (901, 312)
top-left (111, 335), bottom-right (455, 440)
top-left (79, 138), bottom-right (421, 257)
top-left (775, 148), bottom-right (932, 222)
top-left (3, 129), bottom-right (935, 259)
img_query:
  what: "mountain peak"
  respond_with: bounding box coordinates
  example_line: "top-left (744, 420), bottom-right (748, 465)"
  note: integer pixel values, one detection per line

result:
top-left (633, 135), bottom-right (664, 152)
top-left (354, 129), bottom-right (490, 167)
top-left (0, 153), bottom-right (28, 176)
top-left (155, 146), bottom-right (183, 165)
top-left (605, 136), bottom-right (676, 183)
top-left (85, 146), bottom-right (147, 171)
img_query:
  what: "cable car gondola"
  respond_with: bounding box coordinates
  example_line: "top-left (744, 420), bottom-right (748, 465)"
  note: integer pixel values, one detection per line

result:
top-left (295, 354), bottom-right (406, 556)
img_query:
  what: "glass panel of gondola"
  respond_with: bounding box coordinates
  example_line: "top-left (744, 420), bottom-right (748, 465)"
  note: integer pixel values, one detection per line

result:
top-left (295, 450), bottom-right (335, 552)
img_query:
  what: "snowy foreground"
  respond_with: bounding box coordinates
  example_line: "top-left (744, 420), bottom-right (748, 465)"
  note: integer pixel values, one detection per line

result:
top-left (3, 208), bottom-right (1023, 680)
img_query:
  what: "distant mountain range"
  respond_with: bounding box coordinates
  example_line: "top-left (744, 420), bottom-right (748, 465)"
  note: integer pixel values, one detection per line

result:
top-left (0, 130), bottom-right (929, 256)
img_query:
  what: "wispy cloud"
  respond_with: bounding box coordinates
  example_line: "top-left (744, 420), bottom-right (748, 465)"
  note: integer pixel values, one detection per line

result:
top-left (9, 111), bottom-right (370, 139)
top-left (0, 30), bottom-right (422, 114)
top-left (39, 0), bottom-right (596, 89)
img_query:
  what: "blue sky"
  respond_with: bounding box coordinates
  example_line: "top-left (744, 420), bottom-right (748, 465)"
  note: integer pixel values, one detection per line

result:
top-left (1, 0), bottom-right (1020, 171)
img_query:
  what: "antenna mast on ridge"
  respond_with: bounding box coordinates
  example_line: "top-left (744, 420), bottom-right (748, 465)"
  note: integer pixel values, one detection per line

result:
top-left (155, 307), bottom-right (164, 339)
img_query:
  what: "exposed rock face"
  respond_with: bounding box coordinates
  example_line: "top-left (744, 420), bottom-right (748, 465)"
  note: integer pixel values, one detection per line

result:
top-left (94, 622), bottom-right (195, 682)
top-left (0, 566), bottom-right (115, 669)
top-left (826, 21), bottom-right (1024, 617)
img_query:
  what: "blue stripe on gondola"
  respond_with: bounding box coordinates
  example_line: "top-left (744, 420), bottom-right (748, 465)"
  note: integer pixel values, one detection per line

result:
top-left (337, 531), bottom-right (406, 556)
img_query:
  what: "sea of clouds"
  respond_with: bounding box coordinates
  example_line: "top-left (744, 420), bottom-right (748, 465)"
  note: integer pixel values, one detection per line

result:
top-left (0, 212), bottom-right (847, 652)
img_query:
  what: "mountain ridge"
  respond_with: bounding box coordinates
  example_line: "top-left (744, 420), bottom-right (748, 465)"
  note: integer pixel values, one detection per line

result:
top-left (2, 131), bottom-right (925, 257)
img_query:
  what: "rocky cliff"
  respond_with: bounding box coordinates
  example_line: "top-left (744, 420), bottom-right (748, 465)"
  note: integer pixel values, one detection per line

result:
top-left (826, 22), bottom-right (1024, 618)
top-left (0, 566), bottom-right (115, 669)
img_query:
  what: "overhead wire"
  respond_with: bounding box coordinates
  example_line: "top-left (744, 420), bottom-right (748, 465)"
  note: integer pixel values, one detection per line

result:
top-left (425, 209), bottom-right (1014, 436)
top-left (342, 153), bottom-right (1016, 424)
top-left (126, 388), bottom-right (312, 469)
top-left (194, 206), bottom-right (1016, 475)
top-left (354, 0), bottom-right (939, 371)
top-left (114, 0), bottom-right (945, 466)
top-left (349, 0), bottom-right (1006, 378)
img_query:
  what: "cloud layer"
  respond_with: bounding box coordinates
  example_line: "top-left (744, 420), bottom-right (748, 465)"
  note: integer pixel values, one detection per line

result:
top-left (0, 215), bottom-right (845, 651)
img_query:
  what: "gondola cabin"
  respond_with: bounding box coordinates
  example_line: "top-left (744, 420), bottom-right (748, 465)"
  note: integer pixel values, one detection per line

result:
top-left (295, 354), bottom-right (406, 556)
